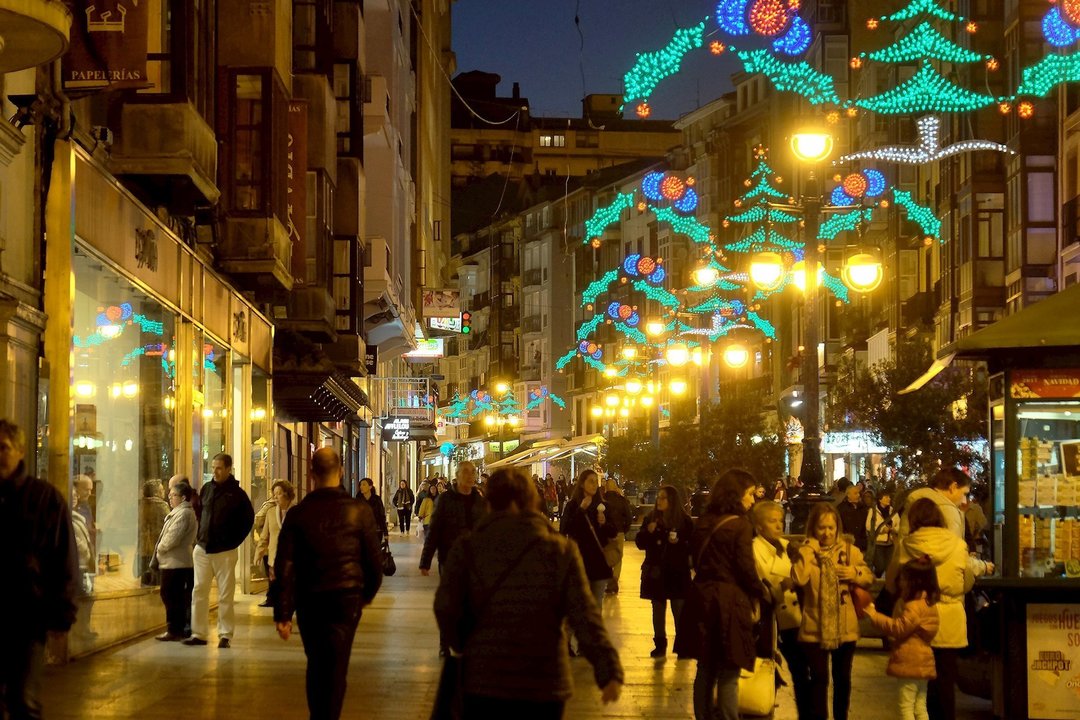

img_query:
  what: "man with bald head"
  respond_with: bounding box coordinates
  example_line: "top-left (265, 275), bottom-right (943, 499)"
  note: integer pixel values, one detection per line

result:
top-left (274, 447), bottom-right (383, 720)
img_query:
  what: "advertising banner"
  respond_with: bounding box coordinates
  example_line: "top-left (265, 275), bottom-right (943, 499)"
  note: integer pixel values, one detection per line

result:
top-left (1011, 370), bottom-right (1080, 400)
top-left (1026, 604), bottom-right (1080, 719)
top-left (64, 0), bottom-right (149, 90)
top-left (422, 289), bottom-right (461, 318)
top-left (287, 101), bottom-right (309, 286)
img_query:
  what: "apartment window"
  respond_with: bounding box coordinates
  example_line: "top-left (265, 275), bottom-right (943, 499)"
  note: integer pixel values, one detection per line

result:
top-left (224, 70), bottom-right (288, 220)
top-left (233, 74), bottom-right (264, 212)
top-left (576, 132), bottom-right (599, 148)
top-left (293, 0), bottom-right (333, 76)
top-left (140, 0), bottom-right (215, 120)
top-left (539, 134), bottom-right (566, 148)
top-left (334, 62), bottom-right (362, 157)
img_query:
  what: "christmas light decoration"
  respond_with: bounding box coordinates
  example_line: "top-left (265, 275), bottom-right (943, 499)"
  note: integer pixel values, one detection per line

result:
top-left (525, 386), bottom-right (567, 411)
top-left (584, 192), bottom-right (635, 245)
top-left (1065, 0), bottom-right (1080, 25)
top-left (893, 189), bottom-right (942, 239)
top-left (674, 187), bottom-right (700, 213)
top-left (576, 314), bottom-right (605, 341)
top-left (837, 115), bottom-right (1011, 165)
top-left (651, 206), bottom-right (713, 244)
top-left (773, 14), bottom-right (811, 55)
top-left (583, 270), bottom-right (620, 305)
top-left (1042, 6), bottom-right (1080, 47)
top-left (819, 208), bottom-right (873, 241)
top-left (861, 22), bottom-right (988, 64)
top-left (622, 20), bottom-right (707, 110)
top-left (641, 171), bottom-right (664, 201)
top-left (1014, 53), bottom-right (1080, 97)
top-left (830, 186), bottom-right (856, 206)
top-left (735, 49), bottom-right (841, 105)
top-left (853, 61), bottom-right (996, 115)
top-left (632, 279), bottom-right (681, 308)
top-left (750, 0), bottom-right (790, 36)
top-left (661, 175), bottom-right (686, 200)
top-left (716, 0), bottom-right (752, 36)
top-left (880, 0), bottom-right (962, 23)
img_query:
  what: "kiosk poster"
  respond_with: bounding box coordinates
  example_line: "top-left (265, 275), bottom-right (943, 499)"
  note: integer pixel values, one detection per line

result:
top-left (1026, 604), bottom-right (1080, 719)
top-left (1011, 370), bottom-right (1080, 399)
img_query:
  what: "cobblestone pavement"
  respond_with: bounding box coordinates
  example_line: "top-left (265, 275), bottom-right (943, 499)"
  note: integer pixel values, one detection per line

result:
top-left (43, 532), bottom-right (994, 719)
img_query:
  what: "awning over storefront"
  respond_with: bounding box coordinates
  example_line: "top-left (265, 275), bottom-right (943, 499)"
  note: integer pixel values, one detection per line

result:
top-left (545, 434), bottom-right (604, 462)
top-left (484, 438), bottom-right (564, 470)
top-left (902, 283), bottom-right (1080, 394)
top-left (275, 371), bottom-right (370, 422)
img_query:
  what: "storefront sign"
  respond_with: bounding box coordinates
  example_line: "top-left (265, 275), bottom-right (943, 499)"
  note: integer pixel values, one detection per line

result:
top-left (381, 417), bottom-right (411, 442)
top-left (364, 346), bottom-right (378, 375)
top-left (1011, 370), bottom-right (1080, 400)
top-left (134, 228), bottom-right (157, 271)
top-left (1026, 604), bottom-right (1080, 719)
top-left (64, 0), bottom-right (149, 90)
top-left (429, 316), bottom-right (462, 333)
top-left (287, 101), bottom-right (309, 286)
top-left (422, 289), bottom-right (460, 318)
top-left (404, 338), bottom-right (444, 360)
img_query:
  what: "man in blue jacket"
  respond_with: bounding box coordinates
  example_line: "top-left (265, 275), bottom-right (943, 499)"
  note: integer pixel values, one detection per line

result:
top-left (183, 453), bottom-right (254, 648)
top-left (0, 419), bottom-right (78, 718)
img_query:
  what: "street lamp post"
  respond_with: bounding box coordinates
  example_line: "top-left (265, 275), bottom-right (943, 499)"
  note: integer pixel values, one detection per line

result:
top-left (788, 123), bottom-right (835, 530)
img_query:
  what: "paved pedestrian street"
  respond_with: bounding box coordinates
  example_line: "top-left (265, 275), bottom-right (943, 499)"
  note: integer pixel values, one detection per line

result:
top-left (43, 533), bottom-right (994, 719)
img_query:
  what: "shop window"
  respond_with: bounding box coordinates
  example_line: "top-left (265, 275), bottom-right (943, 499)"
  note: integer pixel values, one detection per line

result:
top-left (71, 246), bottom-right (178, 596)
top-left (198, 336), bottom-right (229, 485)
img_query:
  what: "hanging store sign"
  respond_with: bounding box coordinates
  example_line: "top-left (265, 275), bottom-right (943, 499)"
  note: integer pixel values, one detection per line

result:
top-left (429, 316), bottom-right (462, 333)
top-left (381, 417), bottom-right (412, 442)
top-left (422, 289), bottom-right (461, 318)
top-left (64, 0), bottom-right (150, 90)
top-left (287, 101), bottom-right (309, 286)
top-left (1025, 604), bottom-right (1080, 719)
top-left (1011, 370), bottom-right (1080, 400)
top-left (364, 345), bottom-right (378, 375)
top-left (404, 338), bottom-right (444, 360)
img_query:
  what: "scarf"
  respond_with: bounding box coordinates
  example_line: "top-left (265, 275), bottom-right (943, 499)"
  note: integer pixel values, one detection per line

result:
top-left (817, 545), bottom-right (842, 650)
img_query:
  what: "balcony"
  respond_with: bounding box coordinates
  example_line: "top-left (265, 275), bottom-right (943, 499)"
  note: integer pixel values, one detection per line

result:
top-left (277, 286), bottom-right (337, 343)
top-left (216, 216), bottom-right (293, 291)
top-left (363, 235), bottom-right (415, 358)
top-left (0, 0), bottom-right (69, 73)
top-left (325, 333), bottom-right (369, 377)
top-left (523, 268), bottom-right (543, 288)
top-left (110, 101), bottom-right (219, 207)
top-left (522, 314), bottom-right (542, 334)
top-left (901, 291), bottom-right (936, 328)
top-left (363, 74), bottom-right (390, 138)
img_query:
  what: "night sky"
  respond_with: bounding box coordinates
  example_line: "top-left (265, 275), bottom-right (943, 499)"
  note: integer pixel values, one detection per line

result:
top-left (451, 0), bottom-right (738, 120)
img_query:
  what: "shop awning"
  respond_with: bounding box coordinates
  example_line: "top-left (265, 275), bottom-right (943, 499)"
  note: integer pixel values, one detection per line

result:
top-left (484, 438), bottom-right (565, 471)
top-left (545, 434), bottom-right (605, 462)
top-left (901, 284), bottom-right (1080, 394)
top-left (275, 371), bottom-right (370, 422)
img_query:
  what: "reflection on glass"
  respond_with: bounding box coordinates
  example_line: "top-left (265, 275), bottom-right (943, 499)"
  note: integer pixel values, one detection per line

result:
top-left (72, 246), bottom-right (177, 596)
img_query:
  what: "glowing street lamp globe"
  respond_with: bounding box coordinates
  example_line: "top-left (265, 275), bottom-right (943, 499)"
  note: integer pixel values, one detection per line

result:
top-left (791, 260), bottom-right (824, 293)
top-left (604, 393), bottom-right (621, 408)
top-left (625, 379), bottom-right (643, 395)
top-left (495, 381), bottom-right (509, 394)
top-left (666, 343), bottom-right (691, 367)
top-left (590, 405), bottom-right (604, 418)
top-left (669, 378), bottom-right (688, 395)
top-left (790, 128), bottom-right (834, 164)
top-left (723, 344), bottom-right (750, 369)
top-left (646, 318), bottom-right (666, 337)
top-left (693, 265), bottom-right (720, 286)
top-left (841, 253), bottom-right (884, 293)
top-left (620, 346), bottom-right (638, 360)
top-left (749, 251), bottom-right (786, 292)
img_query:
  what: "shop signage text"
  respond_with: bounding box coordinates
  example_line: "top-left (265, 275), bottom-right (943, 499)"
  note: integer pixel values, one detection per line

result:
top-left (64, 0), bottom-right (150, 90)
top-left (1026, 603), bottom-right (1080, 719)
top-left (381, 417), bottom-right (411, 442)
top-left (1011, 370), bottom-right (1080, 400)
top-left (287, 101), bottom-right (308, 286)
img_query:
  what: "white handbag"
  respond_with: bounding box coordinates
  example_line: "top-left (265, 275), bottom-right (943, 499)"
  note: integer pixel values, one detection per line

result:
top-left (738, 656), bottom-right (777, 716)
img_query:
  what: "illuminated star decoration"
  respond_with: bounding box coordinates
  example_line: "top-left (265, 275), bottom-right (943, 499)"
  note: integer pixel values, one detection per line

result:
top-left (837, 116), bottom-right (1012, 165)
top-left (525, 386), bottom-right (568, 411)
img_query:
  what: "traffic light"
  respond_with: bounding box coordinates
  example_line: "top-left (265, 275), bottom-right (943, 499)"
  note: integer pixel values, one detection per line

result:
top-left (461, 311), bottom-right (472, 334)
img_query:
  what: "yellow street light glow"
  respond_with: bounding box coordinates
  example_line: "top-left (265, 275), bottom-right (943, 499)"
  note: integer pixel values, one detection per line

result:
top-left (604, 366), bottom-right (618, 378)
top-left (604, 393), bottom-right (621, 407)
top-left (619, 408), bottom-right (630, 418)
top-left (591, 405), bottom-right (604, 418)
top-left (749, 251), bottom-right (786, 292)
top-left (646, 318), bottom-right (666, 336)
top-left (484, 415), bottom-right (496, 427)
top-left (723, 344), bottom-right (750, 369)
top-left (250, 407), bottom-right (267, 421)
top-left (508, 416), bottom-right (520, 427)
top-left (790, 128), bottom-right (834, 164)
top-left (670, 379), bottom-right (688, 395)
top-left (110, 383), bottom-right (122, 398)
top-left (691, 348), bottom-right (704, 366)
top-left (666, 343), bottom-right (690, 367)
top-left (74, 381), bottom-right (96, 398)
top-left (646, 381), bottom-right (656, 394)
top-left (122, 381), bottom-right (139, 398)
top-left (625, 379), bottom-right (643, 395)
top-left (605, 408), bottom-right (617, 418)
top-left (841, 253), bottom-right (884, 292)
top-left (202, 408), bottom-right (214, 419)
top-left (640, 395), bottom-right (655, 407)
top-left (693, 265), bottom-right (719, 286)
top-left (791, 260), bottom-right (824, 293)
top-left (621, 347), bottom-right (637, 360)
top-left (495, 382), bottom-right (509, 394)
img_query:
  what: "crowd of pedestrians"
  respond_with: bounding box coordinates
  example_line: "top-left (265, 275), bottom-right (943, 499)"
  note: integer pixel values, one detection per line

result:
top-left (3, 408), bottom-right (1000, 720)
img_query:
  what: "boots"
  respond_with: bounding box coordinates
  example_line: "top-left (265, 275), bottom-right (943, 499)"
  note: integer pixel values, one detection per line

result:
top-left (650, 638), bottom-right (667, 658)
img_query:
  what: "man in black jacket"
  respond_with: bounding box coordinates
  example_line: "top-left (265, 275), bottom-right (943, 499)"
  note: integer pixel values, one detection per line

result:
top-left (274, 446), bottom-right (383, 720)
top-left (0, 419), bottom-right (78, 718)
top-left (419, 461), bottom-right (489, 575)
top-left (183, 453), bottom-right (254, 648)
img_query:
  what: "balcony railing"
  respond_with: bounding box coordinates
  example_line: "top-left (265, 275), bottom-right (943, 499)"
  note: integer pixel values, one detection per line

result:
top-left (523, 268), bottom-right (543, 287)
top-left (522, 314), bottom-right (542, 333)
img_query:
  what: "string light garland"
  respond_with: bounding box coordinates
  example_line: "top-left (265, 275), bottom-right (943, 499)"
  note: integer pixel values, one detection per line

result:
top-left (853, 60), bottom-right (996, 114)
top-left (525, 386), bottom-right (567, 411)
top-left (584, 192), bottom-right (635, 245)
top-left (622, 20), bottom-right (707, 111)
top-left (651, 205), bottom-right (713, 243)
top-left (819, 208), bottom-right (873, 241)
top-left (892, 189), bottom-right (942, 239)
top-left (837, 115), bottom-right (1011, 165)
top-left (1014, 53), bottom-right (1080, 98)
top-left (735, 48), bottom-right (842, 105)
top-left (861, 21), bottom-right (989, 64)
top-left (880, 0), bottom-right (962, 23)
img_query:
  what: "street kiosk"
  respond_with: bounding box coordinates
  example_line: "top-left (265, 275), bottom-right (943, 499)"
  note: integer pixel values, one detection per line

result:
top-left (939, 283), bottom-right (1080, 720)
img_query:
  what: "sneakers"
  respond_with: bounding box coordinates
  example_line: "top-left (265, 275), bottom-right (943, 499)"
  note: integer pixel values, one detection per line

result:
top-left (218, 638), bottom-right (231, 648)
top-left (181, 637), bottom-right (208, 646)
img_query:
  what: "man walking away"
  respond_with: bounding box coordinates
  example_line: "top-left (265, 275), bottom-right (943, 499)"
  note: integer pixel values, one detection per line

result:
top-left (0, 419), bottom-right (78, 718)
top-left (274, 447), bottom-right (383, 720)
top-left (184, 453), bottom-right (254, 648)
top-left (603, 477), bottom-right (633, 594)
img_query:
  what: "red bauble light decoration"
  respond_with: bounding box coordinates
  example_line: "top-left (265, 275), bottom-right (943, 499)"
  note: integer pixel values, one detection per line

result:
top-left (590, 238), bottom-right (601, 248)
top-left (1066, 0), bottom-right (1080, 26)
top-left (637, 257), bottom-right (657, 276)
top-left (636, 103), bottom-right (651, 118)
top-left (660, 175), bottom-right (685, 200)
top-left (1018, 101), bottom-right (1035, 119)
top-left (749, 0), bottom-right (789, 37)
top-left (710, 41), bottom-right (726, 55)
top-left (842, 173), bottom-right (869, 198)
top-left (617, 304), bottom-right (633, 320)
top-left (586, 343), bottom-right (598, 354)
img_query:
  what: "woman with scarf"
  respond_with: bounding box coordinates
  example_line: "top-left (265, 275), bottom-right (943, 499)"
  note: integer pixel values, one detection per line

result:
top-left (791, 502), bottom-right (874, 720)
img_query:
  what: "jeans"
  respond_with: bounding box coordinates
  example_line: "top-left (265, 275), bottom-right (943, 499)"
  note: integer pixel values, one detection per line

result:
top-left (159, 567), bottom-right (194, 636)
top-left (462, 694), bottom-right (565, 720)
top-left (779, 628), bottom-right (811, 719)
top-left (802, 641), bottom-right (856, 720)
top-left (191, 545), bottom-right (238, 640)
top-left (899, 679), bottom-right (930, 720)
top-left (692, 659), bottom-right (741, 720)
top-left (1, 636), bottom-right (44, 720)
top-left (650, 598), bottom-right (685, 643)
top-left (297, 592), bottom-right (364, 720)
top-left (927, 647), bottom-right (959, 720)
top-left (397, 509), bottom-right (411, 533)
top-left (588, 579), bottom-right (608, 613)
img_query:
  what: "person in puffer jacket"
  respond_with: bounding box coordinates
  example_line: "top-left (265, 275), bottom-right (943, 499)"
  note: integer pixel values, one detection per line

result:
top-left (886, 498), bottom-right (992, 720)
top-left (865, 556), bottom-right (941, 720)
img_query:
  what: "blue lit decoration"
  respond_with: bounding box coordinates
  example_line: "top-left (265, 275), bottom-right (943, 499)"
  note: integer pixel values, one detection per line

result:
top-left (830, 186), bottom-right (856, 206)
top-left (773, 13), bottom-right (811, 55)
top-left (641, 172), bottom-right (665, 201)
top-left (716, 0), bottom-right (751, 36)
top-left (439, 442), bottom-right (456, 457)
top-left (830, 168), bottom-right (890, 206)
top-left (525, 385), bottom-right (568, 411)
top-left (674, 187), bottom-right (699, 213)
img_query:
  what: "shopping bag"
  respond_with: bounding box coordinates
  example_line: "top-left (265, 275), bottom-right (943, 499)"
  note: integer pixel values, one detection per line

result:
top-left (382, 539), bottom-right (397, 577)
top-left (738, 657), bottom-right (777, 716)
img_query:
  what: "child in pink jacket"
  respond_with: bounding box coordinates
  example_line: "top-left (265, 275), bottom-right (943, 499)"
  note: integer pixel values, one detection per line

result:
top-left (864, 556), bottom-right (941, 720)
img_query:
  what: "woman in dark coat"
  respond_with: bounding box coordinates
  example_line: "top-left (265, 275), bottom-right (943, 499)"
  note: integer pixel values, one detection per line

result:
top-left (434, 467), bottom-right (623, 717)
top-left (559, 469), bottom-right (618, 610)
top-left (357, 477), bottom-right (388, 538)
top-left (676, 468), bottom-right (765, 720)
top-left (636, 484), bottom-right (694, 657)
